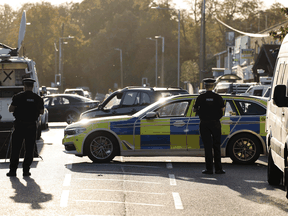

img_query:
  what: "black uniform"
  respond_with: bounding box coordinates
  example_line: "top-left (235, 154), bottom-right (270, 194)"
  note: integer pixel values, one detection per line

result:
top-left (9, 89), bottom-right (44, 175)
top-left (194, 89), bottom-right (225, 173)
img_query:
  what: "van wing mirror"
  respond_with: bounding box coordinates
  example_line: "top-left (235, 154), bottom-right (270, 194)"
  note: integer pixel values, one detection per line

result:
top-left (273, 85), bottom-right (288, 107)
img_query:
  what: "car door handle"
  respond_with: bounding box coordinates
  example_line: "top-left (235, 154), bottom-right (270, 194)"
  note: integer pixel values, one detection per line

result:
top-left (173, 120), bottom-right (186, 127)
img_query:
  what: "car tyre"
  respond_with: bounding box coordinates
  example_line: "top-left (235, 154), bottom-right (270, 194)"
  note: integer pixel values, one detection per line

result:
top-left (267, 150), bottom-right (282, 185)
top-left (228, 133), bottom-right (260, 164)
top-left (85, 132), bottom-right (119, 163)
top-left (66, 112), bottom-right (78, 124)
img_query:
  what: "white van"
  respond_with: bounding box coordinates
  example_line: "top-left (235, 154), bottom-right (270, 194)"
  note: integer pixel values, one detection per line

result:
top-left (266, 34), bottom-right (288, 198)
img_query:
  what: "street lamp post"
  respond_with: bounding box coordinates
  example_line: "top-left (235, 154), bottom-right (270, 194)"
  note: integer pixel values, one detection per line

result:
top-left (54, 42), bottom-right (58, 86)
top-left (115, 48), bottom-right (123, 88)
top-left (155, 36), bottom-right (164, 87)
top-left (59, 35), bottom-right (74, 91)
top-left (146, 37), bottom-right (158, 87)
top-left (151, 6), bottom-right (181, 87)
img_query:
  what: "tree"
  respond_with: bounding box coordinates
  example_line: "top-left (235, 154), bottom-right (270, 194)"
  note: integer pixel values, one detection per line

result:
top-left (270, 7), bottom-right (288, 41)
top-left (180, 60), bottom-right (199, 87)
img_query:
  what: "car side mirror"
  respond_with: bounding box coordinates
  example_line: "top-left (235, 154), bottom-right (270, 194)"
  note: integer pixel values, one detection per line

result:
top-left (273, 85), bottom-right (288, 107)
top-left (117, 93), bottom-right (123, 99)
top-left (145, 112), bottom-right (158, 119)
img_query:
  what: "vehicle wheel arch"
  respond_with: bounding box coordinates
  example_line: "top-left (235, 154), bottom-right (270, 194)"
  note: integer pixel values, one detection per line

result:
top-left (225, 130), bottom-right (266, 157)
top-left (82, 129), bottom-right (121, 156)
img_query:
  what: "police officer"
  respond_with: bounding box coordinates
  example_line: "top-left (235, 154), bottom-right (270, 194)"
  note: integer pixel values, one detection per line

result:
top-left (193, 78), bottom-right (225, 174)
top-left (6, 78), bottom-right (44, 177)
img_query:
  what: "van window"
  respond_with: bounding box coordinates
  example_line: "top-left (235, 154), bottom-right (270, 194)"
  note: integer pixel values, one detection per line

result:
top-left (253, 89), bottom-right (263, 96)
top-left (276, 63), bottom-right (285, 85)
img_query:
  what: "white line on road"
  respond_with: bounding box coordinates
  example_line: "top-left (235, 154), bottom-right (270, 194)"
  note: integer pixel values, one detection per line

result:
top-left (172, 192), bottom-right (183, 209)
top-left (63, 174), bottom-right (71, 186)
top-left (84, 164), bottom-right (161, 168)
top-left (60, 190), bottom-right (69, 207)
top-left (244, 180), bottom-right (266, 183)
top-left (75, 178), bottom-right (161, 184)
top-left (76, 200), bottom-right (164, 207)
top-left (79, 189), bottom-right (165, 195)
top-left (169, 174), bottom-right (177, 185)
top-left (84, 170), bottom-right (160, 176)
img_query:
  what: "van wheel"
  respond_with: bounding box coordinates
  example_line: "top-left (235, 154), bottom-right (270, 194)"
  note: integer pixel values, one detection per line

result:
top-left (268, 150), bottom-right (282, 185)
top-left (228, 134), bottom-right (260, 164)
top-left (85, 132), bottom-right (119, 163)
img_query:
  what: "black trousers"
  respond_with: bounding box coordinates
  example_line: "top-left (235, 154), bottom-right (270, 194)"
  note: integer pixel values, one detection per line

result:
top-left (199, 120), bottom-right (222, 171)
top-left (9, 121), bottom-right (36, 172)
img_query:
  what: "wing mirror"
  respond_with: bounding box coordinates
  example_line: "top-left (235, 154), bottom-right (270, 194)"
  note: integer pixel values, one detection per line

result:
top-left (273, 85), bottom-right (288, 107)
top-left (145, 112), bottom-right (158, 119)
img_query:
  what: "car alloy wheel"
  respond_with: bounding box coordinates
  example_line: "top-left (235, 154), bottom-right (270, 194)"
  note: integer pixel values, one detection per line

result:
top-left (66, 112), bottom-right (78, 124)
top-left (228, 134), bottom-right (260, 164)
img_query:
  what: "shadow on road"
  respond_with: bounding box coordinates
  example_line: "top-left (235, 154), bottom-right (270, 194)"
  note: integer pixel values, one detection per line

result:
top-left (67, 159), bottom-right (288, 213)
top-left (9, 177), bottom-right (52, 209)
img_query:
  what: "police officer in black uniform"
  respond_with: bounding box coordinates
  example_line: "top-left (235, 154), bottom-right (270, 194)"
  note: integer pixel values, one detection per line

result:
top-left (7, 78), bottom-right (44, 177)
top-left (193, 78), bottom-right (225, 174)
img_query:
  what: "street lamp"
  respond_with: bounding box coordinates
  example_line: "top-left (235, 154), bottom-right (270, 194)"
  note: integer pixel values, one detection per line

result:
top-left (54, 42), bottom-right (58, 86)
top-left (114, 48), bottom-right (123, 88)
top-left (151, 6), bottom-right (181, 87)
top-left (59, 35), bottom-right (74, 91)
top-left (155, 36), bottom-right (164, 87)
top-left (146, 37), bottom-right (158, 87)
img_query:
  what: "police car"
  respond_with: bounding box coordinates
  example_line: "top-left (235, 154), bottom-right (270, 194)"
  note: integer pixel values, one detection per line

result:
top-left (62, 95), bottom-right (267, 164)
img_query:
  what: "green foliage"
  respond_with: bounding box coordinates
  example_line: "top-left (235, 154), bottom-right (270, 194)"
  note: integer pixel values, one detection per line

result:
top-left (0, 0), bottom-right (286, 95)
top-left (269, 7), bottom-right (288, 41)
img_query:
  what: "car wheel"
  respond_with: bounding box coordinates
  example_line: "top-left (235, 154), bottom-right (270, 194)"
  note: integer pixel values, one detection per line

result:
top-left (267, 150), bottom-right (282, 185)
top-left (228, 133), bottom-right (261, 164)
top-left (85, 132), bottom-right (119, 163)
top-left (66, 112), bottom-right (78, 124)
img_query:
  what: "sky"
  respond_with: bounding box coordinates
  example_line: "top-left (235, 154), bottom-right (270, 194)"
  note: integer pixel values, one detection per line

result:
top-left (3, 0), bottom-right (288, 11)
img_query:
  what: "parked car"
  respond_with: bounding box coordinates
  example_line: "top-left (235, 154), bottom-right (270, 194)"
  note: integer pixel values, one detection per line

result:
top-left (64, 88), bottom-right (85, 97)
top-left (63, 94), bottom-right (267, 163)
top-left (40, 108), bottom-right (49, 130)
top-left (80, 86), bottom-right (188, 119)
top-left (240, 84), bottom-right (271, 97)
top-left (44, 94), bottom-right (99, 124)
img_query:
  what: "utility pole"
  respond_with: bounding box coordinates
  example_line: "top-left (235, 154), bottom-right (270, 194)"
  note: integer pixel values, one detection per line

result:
top-left (199, 0), bottom-right (206, 89)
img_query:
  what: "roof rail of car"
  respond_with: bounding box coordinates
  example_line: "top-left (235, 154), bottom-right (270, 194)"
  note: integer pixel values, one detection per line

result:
top-left (125, 86), bottom-right (153, 90)
top-left (166, 86), bottom-right (183, 90)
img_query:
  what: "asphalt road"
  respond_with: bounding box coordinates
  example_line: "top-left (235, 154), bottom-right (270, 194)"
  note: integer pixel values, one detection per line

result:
top-left (0, 123), bottom-right (287, 215)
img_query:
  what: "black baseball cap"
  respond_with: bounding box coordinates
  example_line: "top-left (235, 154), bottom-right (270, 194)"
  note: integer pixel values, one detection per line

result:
top-left (203, 78), bottom-right (215, 84)
top-left (22, 78), bottom-right (36, 83)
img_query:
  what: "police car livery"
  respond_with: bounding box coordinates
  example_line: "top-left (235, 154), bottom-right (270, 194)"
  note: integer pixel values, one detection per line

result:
top-left (62, 95), bottom-right (267, 164)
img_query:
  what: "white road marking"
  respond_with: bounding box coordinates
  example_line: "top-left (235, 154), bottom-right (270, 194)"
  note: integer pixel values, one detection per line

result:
top-left (172, 192), bottom-right (183, 210)
top-left (75, 178), bottom-right (161, 184)
top-left (169, 174), bottom-right (177, 185)
top-left (84, 170), bottom-right (160, 176)
top-left (60, 190), bottom-right (69, 207)
top-left (85, 164), bottom-right (161, 168)
top-left (244, 180), bottom-right (266, 183)
top-left (79, 189), bottom-right (165, 195)
top-left (63, 174), bottom-right (71, 186)
top-left (76, 200), bottom-right (164, 207)
top-left (201, 177), bottom-right (217, 181)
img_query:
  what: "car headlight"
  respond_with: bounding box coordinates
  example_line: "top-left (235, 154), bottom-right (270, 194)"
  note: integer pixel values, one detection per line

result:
top-left (64, 127), bottom-right (86, 136)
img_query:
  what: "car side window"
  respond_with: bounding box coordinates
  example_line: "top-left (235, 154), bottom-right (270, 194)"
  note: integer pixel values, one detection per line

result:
top-left (156, 101), bottom-right (189, 117)
top-left (141, 93), bottom-right (151, 105)
top-left (122, 92), bottom-right (139, 106)
top-left (224, 101), bottom-right (238, 116)
top-left (44, 98), bottom-right (50, 107)
top-left (236, 101), bottom-right (266, 115)
top-left (253, 89), bottom-right (263, 96)
top-left (62, 98), bottom-right (69, 105)
top-left (51, 97), bottom-right (61, 106)
top-left (104, 95), bottom-right (121, 109)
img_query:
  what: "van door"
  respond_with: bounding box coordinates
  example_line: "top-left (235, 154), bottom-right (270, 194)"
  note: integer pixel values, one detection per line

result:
top-left (269, 62), bottom-right (286, 165)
